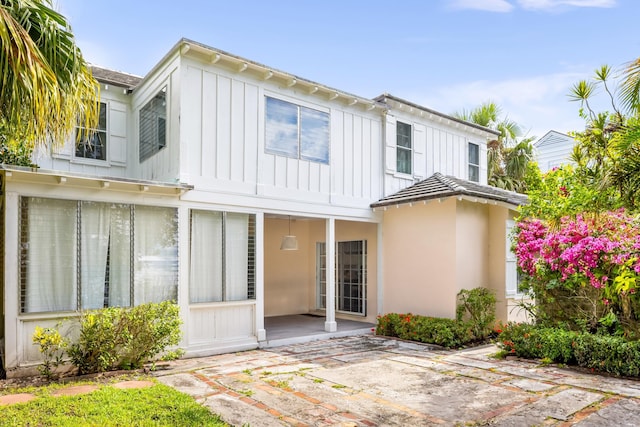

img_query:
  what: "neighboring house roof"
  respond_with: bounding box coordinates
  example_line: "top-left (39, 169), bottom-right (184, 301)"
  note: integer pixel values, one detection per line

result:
top-left (90, 65), bottom-right (142, 89)
top-left (375, 94), bottom-right (501, 137)
top-left (370, 172), bottom-right (528, 208)
top-left (533, 130), bottom-right (575, 148)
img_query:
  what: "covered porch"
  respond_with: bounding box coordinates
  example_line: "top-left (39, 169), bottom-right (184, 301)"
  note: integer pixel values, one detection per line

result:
top-left (260, 314), bottom-right (375, 348)
top-left (259, 215), bottom-right (380, 344)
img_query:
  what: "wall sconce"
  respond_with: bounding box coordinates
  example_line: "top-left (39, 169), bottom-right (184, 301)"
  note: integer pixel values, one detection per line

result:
top-left (280, 216), bottom-right (298, 251)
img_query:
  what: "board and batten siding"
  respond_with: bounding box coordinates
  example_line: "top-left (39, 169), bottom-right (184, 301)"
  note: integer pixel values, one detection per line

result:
top-left (133, 54), bottom-right (182, 183)
top-left (179, 61), bottom-right (384, 211)
top-left (383, 112), bottom-right (488, 197)
top-left (34, 88), bottom-right (130, 178)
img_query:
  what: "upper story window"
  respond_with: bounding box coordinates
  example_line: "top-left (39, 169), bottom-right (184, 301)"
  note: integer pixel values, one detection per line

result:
top-left (139, 87), bottom-right (167, 162)
top-left (468, 142), bottom-right (480, 182)
top-left (75, 102), bottom-right (107, 160)
top-left (396, 121), bottom-right (412, 174)
top-left (265, 96), bottom-right (330, 164)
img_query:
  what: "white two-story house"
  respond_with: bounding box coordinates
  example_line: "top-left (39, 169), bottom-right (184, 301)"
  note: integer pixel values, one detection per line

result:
top-left (0, 38), bottom-right (526, 376)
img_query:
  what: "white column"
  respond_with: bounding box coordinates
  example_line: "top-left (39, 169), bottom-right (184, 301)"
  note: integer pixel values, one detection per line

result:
top-left (177, 206), bottom-right (190, 348)
top-left (255, 212), bottom-right (266, 341)
top-left (377, 221), bottom-right (384, 316)
top-left (325, 217), bottom-right (337, 332)
top-left (4, 192), bottom-right (20, 368)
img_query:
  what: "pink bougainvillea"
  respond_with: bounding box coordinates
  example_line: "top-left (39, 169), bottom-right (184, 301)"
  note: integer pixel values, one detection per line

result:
top-left (515, 210), bottom-right (640, 292)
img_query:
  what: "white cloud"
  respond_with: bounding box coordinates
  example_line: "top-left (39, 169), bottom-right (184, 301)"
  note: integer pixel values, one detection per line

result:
top-left (517, 0), bottom-right (616, 10)
top-left (449, 0), bottom-right (514, 12)
top-left (414, 71), bottom-right (601, 140)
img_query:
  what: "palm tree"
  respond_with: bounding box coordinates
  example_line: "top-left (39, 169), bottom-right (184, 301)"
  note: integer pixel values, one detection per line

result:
top-left (620, 58), bottom-right (640, 115)
top-left (0, 0), bottom-right (98, 152)
top-left (454, 101), bottom-right (534, 193)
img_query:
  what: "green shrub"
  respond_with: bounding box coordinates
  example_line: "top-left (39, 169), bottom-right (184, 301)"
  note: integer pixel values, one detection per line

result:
top-left (573, 333), bottom-right (640, 377)
top-left (456, 288), bottom-right (496, 340)
top-left (32, 325), bottom-right (68, 380)
top-left (498, 323), bottom-right (577, 363)
top-left (39, 301), bottom-right (184, 375)
top-left (498, 323), bottom-right (640, 377)
top-left (376, 313), bottom-right (473, 348)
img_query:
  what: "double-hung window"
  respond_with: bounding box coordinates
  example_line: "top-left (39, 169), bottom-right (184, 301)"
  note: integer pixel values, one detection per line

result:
top-left (75, 102), bottom-right (107, 160)
top-left (189, 210), bottom-right (256, 303)
top-left (139, 87), bottom-right (167, 162)
top-left (468, 142), bottom-right (480, 182)
top-left (20, 197), bottom-right (179, 313)
top-left (396, 121), bottom-right (412, 174)
top-left (265, 96), bottom-right (330, 164)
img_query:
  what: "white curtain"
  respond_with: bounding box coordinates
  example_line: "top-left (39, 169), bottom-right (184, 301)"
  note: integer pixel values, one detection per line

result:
top-left (133, 206), bottom-right (178, 304)
top-left (108, 205), bottom-right (131, 307)
top-left (189, 210), bottom-right (223, 303)
top-left (80, 202), bottom-right (131, 309)
top-left (80, 202), bottom-right (110, 309)
top-left (225, 213), bottom-right (249, 301)
top-left (23, 198), bottom-right (77, 313)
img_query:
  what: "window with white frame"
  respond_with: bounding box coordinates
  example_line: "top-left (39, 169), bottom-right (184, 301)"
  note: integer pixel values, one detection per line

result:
top-left (265, 96), bottom-right (330, 164)
top-left (468, 142), bottom-right (480, 182)
top-left (139, 87), bottom-right (167, 162)
top-left (20, 197), bottom-right (179, 313)
top-left (316, 240), bottom-right (367, 315)
top-left (396, 121), bottom-right (412, 174)
top-left (75, 102), bottom-right (107, 160)
top-left (189, 210), bottom-right (256, 303)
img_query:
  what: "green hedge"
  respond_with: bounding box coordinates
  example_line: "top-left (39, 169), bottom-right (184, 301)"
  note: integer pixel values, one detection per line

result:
top-left (498, 323), bottom-right (640, 377)
top-left (376, 313), bottom-right (474, 348)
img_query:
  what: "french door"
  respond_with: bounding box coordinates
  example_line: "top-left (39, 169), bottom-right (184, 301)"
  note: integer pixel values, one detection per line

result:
top-left (316, 240), bottom-right (367, 315)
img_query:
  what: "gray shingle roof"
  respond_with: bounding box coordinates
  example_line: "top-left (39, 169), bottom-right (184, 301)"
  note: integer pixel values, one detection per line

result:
top-left (370, 172), bottom-right (528, 208)
top-left (90, 65), bottom-right (142, 89)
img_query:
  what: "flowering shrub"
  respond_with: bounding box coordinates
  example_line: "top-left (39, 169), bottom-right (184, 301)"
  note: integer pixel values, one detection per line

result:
top-left (515, 210), bottom-right (640, 337)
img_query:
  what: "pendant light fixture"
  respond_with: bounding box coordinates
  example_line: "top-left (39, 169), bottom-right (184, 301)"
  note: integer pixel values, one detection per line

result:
top-left (280, 216), bottom-right (298, 251)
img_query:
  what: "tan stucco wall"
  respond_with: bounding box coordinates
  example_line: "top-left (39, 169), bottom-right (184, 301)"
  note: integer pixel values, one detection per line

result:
top-left (487, 205), bottom-right (509, 322)
top-left (455, 202), bottom-right (489, 294)
top-left (264, 218), bottom-right (311, 316)
top-left (264, 217), bottom-right (378, 323)
top-left (381, 198), bottom-right (519, 322)
top-left (382, 199), bottom-right (458, 318)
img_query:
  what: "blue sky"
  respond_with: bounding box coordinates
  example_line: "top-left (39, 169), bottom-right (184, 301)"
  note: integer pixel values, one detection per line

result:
top-left (56, 0), bottom-right (638, 140)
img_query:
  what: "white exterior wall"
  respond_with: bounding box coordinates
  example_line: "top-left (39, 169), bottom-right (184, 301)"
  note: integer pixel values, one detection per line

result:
top-left (535, 131), bottom-right (576, 173)
top-left (382, 109), bottom-right (490, 197)
top-left (32, 85), bottom-right (131, 178)
top-left (176, 57), bottom-right (384, 215)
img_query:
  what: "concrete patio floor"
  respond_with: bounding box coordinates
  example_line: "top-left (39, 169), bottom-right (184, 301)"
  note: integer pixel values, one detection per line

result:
top-left (155, 335), bottom-right (640, 426)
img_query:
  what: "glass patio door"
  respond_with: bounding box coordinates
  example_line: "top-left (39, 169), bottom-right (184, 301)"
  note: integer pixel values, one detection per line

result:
top-left (316, 240), bottom-right (367, 316)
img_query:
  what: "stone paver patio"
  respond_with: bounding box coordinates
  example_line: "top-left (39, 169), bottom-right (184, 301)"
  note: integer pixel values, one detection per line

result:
top-left (155, 335), bottom-right (640, 426)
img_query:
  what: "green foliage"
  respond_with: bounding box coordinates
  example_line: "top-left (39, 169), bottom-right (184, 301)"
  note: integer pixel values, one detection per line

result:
top-left (376, 313), bottom-right (474, 348)
top-left (498, 323), bottom-right (577, 364)
top-left (34, 301), bottom-right (183, 376)
top-left (517, 165), bottom-right (621, 224)
top-left (573, 333), bottom-right (640, 377)
top-left (456, 288), bottom-right (496, 340)
top-left (32, 325), bottom-right (68, 380)
top-left (497, 323), bottom-right (640, 377)
top-left (1, 380), bottom-right (228, 426)
top-left (0, 126), bottom-right (36, 166)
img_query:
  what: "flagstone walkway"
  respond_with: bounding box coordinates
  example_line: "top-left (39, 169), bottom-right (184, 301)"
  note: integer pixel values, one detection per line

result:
top-left (155, 336), bottom-right (640, 426)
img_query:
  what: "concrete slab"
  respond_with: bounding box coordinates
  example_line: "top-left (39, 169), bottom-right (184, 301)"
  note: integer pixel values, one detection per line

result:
top-left (576, 398), bottom-right (640, 426)
top-left (151, 336), bottom-right (640, 426)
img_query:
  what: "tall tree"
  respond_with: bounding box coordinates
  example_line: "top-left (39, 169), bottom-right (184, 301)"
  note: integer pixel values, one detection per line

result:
top-left (569, 63), bottom-right (640, 210)
top-left (454, 101), bottom-right (536, 193)
top-left (0, 0), bottom-right (98, 157)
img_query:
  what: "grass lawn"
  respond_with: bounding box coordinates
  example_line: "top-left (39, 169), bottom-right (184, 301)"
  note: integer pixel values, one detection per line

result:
top-left (0, 377), bottom-right (229, 427)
